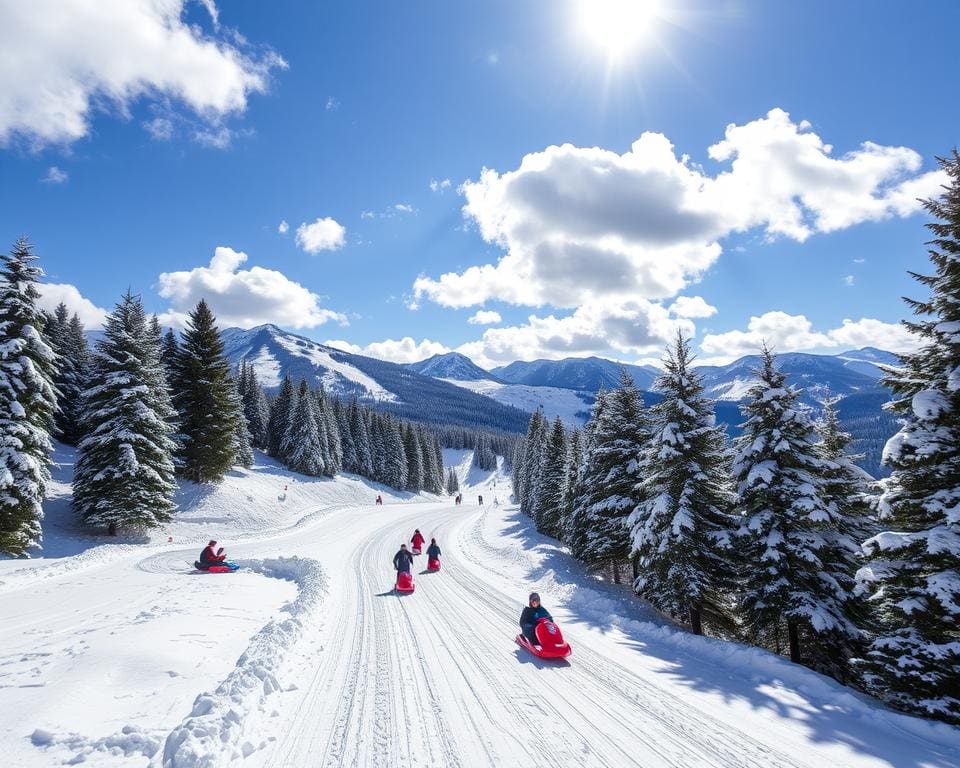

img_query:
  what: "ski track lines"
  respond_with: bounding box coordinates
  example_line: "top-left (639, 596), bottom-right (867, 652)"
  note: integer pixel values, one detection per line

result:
top-left (264, 502), bottom-right (811, 768)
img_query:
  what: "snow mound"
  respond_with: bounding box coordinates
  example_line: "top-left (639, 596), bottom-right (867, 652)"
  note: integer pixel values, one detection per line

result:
top-left (160, 557), bottom-right (328, 768)
top-left (31, 724), bottom-right (162, 763)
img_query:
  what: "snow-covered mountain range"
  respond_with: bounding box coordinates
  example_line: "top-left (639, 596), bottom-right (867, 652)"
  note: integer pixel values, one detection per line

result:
top-left (220, 325), bottom-right (529, 433)
top-left (406, 352), bottom-right (499, 382)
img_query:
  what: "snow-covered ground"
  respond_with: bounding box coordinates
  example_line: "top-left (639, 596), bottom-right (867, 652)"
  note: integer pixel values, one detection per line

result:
top-left (442, 378), bottom-right (592, 426)
top-left (1, 446), bottom-right (958, 767)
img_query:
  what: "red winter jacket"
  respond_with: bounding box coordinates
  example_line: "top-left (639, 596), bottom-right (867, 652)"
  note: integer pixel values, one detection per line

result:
top-left (200, 545), bottom-right (225, 566)
top-left (411, 532), bottom-right (425, 548)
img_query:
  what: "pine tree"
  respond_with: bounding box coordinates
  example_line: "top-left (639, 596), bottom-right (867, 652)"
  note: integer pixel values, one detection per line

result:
top-left (383, 417), bottom-right (408, 489)
top-left (733, 347), bottom-right (855, 665)
top-left (369, 414), bottom-right (386, 483)
top-left (319, 387), bottom-right (342, 474)
top-left (283, 380), bottom-right (325, 476)
top-left (169, 300), bottom-right (240, 482)
top-left (73, 291), bottom-right (176, 534)
top-left (520, 409), bottom-right (547, 517)
top-left (349, 400), bottom-right (374, 476)
top-left (46, 303), bottom-right (89, 445)
top-left (0, 239), bottom-right (59, 555)
top-left (446, 467), bottom-right (460, 495)
top-left (857, 152), bottom-right (960, 724)
top-left (160, 328), bottom-right (178, 377)
top-left (267, 374), bottom-right (296, 459)
top-left (629, 333), bottom-right (737, 635)
top-left (576, 374), bottom-right (649, 583)
top-left (403, 423), bottom-right (424, 491)
top-left (336, 398), bottom-right (357, 472)
top-left (241, 364), bottom-right (270, 448)
top-left (806, 396), bottom-right (872, 680)
top-left (560, 428), bottom-right (583, 543)
top-left (512, 438), bottom-right (526, 504)
top-left (432, 433), bottom-right (445, 491)
top-left (229, 375), bottom-right (254, 469)
top-left (420, 426), bottom-right (439, 493)
top-left (567, 390), bottom-right (606, 555)
top-left (533, 416), bottom-right (567, 538)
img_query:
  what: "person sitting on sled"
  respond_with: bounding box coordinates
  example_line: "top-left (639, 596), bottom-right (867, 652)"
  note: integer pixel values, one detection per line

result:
top-left (393, 543), bottom-right (414, 574)
top-left (519, 592), bottom-right (552, 646)
top-left (198, 540), bottom-right (226, 570)
top-left (426, 538), bottom-right (441, 560)
top-left (411, 529), bottom-right (425, 551)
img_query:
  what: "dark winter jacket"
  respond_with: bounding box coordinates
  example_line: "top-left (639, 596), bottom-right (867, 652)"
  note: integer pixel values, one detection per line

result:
top-left (426, 543), bottom-right (441, 559)
top-left (519, 604), bottom-right (552, 630)
top-left (411, 532), bottom-right (425, 548)
top-left (199, 545), bottom-right (223, 568)
top-left (393, 549), bottom-right (414, 573)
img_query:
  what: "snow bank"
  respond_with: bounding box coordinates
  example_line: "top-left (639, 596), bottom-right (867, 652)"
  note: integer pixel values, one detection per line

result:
top-left (159, 557), bottom-right (328, 768)
top-left (31, 724), bottom-right (162, 764)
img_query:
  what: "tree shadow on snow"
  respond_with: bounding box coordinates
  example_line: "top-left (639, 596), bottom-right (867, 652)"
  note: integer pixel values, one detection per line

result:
top-left (496, 507), bottom-right (960, 768)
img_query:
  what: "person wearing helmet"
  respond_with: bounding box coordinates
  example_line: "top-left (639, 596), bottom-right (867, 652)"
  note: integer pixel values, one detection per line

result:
top-left (519, 592), bottom-right (552, 646)
top-left (411, 529), bottom-right (425, 551)
top-left (197, 539), bottom-right (226, 570)
top-left (393, 543), bottom-right (415, 574)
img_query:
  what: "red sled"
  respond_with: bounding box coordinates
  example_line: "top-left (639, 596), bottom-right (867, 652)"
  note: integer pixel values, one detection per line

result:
top-left (412, 547), bottom-right (422, 556)
top-left (194, 560), bottom-right (239, 573)
top-left (427, 558), bottom-right (441, 572)
top-left (515, 618), bottom-right (572, 660)
top-left (396, 571), bottom-right (415, 593)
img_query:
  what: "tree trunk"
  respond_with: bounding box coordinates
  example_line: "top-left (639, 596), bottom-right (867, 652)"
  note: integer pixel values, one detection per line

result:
top-left (787, 620), bottom-right (801, 663)
top-left (611, 559), bottom-right (621, 585)
top-left (108, 522), bottom-right (117, 536)
top-left (689, 604), bottom-right (702, 636)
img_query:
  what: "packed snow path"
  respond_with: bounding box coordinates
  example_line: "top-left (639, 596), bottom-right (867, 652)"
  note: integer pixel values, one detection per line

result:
top-left (3, 463), bottom-right (958, 767)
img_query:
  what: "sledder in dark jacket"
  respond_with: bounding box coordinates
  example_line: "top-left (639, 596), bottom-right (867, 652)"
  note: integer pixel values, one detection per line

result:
top-left (197, 540), bottom-right (226, 570)
top-left (426, 540), bottom-right (441, 559)
top-left (393, 544), bottom-right (414, 574)
top-left (519, 592), bottom-right (552, 645)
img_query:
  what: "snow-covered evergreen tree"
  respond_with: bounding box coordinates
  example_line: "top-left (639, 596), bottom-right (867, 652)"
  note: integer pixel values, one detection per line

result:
top-left (733, 346), bottom-right (857, 664)
top-left (350, 400), bottom-right (374, 477)
top-left (446, 467), bottom-right (460, 495)
top-left (560, 428), bottom-right (583, 543)
top-left (229, 375), bottom-right (254, 469)
top-left (575, 374), bottom-right (649, 583)
top-left (160, 328), bottom-right (178, 378)
top-left (73, 291), bottom-right (176, 534)
top-left (336, 399), bottom-right (357, 472)
top-left (511, 438), bottom-right (526, 504)
top-left (241, 364), bottom-right (270, 448)
top-left (403, 423), bottom-right (424, 490)
top-left (382, 416), bottom-right (408, 489)
top-left (520, 409), bottom-right (547, 517)
top-left (319, 387), bottom-right (341, 475)
top-left (46, 303), bottom-right (89, 445)
top-left (420, 426), bottom-right (440, 493)
top-left (567, 391), bottom-right (606, 555)
top-left (629, 333), bottom-right (737, 635)
top-left (0, 239), bottom-right (58, 555)
top-left (267, 374), bottom-right (296, 459)
top-left (533, 416), bottom-right (567, 539)
top-left (283, 380), bottom-right (325, 476)
top-left (857, 152), bottom-right (960, 724)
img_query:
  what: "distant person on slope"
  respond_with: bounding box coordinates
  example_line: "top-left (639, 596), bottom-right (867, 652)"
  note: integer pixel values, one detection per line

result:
top-left (519, 592), bottom-right (552, 647)
top-left (411, 529), bottom-right (425, 551)
top-left (197, 540), bottom-right (226, 570)
top-left (393, 543), bottom-right (414, 574)
top-left (426, 538), bottom-right (441, 560)
top-left (478, 494), bottom-right (483, 505)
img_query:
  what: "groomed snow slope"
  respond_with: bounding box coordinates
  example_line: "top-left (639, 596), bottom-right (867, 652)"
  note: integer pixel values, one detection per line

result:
top-left (1, 450), bottom-right (958, 767)
top-left (442, 378), bottom-right (592, 427)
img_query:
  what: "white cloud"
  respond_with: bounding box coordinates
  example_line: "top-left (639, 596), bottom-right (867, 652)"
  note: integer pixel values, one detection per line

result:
top-left (143, 116), bottom-right (174, 140)
top-left (324, 337), bottom-right (450, 364)
top-left (278, 219), bottom-right (289, 234)
top-left (361, 210), bottom-right (375, 219)
top-left (429, 178), bottom-right (452, 192)
top-left (853, 257), bottom-right (866, 263)
top-left (0, 0), bottom-right (286, 148)
top-left (699, 311), bottom-right (920, 363)
top-left (36, 282), bottom-right (109, 329)
top-left (394, 203), bottom-right (415, 214)
top-left (843, 275), bottom-right (855, 286)
top-left (295, 217), bottom-right (346, 253)
top-left (413, 108), bottom-right (944, 310)
top-left (325, 96), bottom-right (340, 111)
top-left (668, 295), bottom-right (717, 318)
top-left (41, 166), bottom-right (68, 184)
top-left (457, 299), bottom-right (692, 370)
top-left (157, 246), bottom-right (346, 329)
top-left (468, 310), bottom-right (502, 325)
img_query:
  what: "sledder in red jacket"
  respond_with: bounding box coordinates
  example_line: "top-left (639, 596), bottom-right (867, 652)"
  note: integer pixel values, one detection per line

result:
top-left (411, 530), bottom-right (425, 550)
top-left (198, 540), bottom-right (226, 570)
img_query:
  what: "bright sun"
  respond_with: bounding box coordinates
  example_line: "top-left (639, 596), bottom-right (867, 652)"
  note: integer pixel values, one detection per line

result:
top-left (578, 0), bottom-right (663, 60)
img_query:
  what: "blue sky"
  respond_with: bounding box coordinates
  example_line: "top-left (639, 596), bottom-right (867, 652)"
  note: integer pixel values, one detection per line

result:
top-left (1, 0), bottom-right (957, 368)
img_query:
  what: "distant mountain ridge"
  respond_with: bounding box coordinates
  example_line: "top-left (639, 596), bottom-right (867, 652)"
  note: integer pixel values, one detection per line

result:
top-left (220, 325), bottom-right (529, 433)
top-left (491, 356), bottom-right (660, 392)
top-left (407, 352), bottom-right (500, 382)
